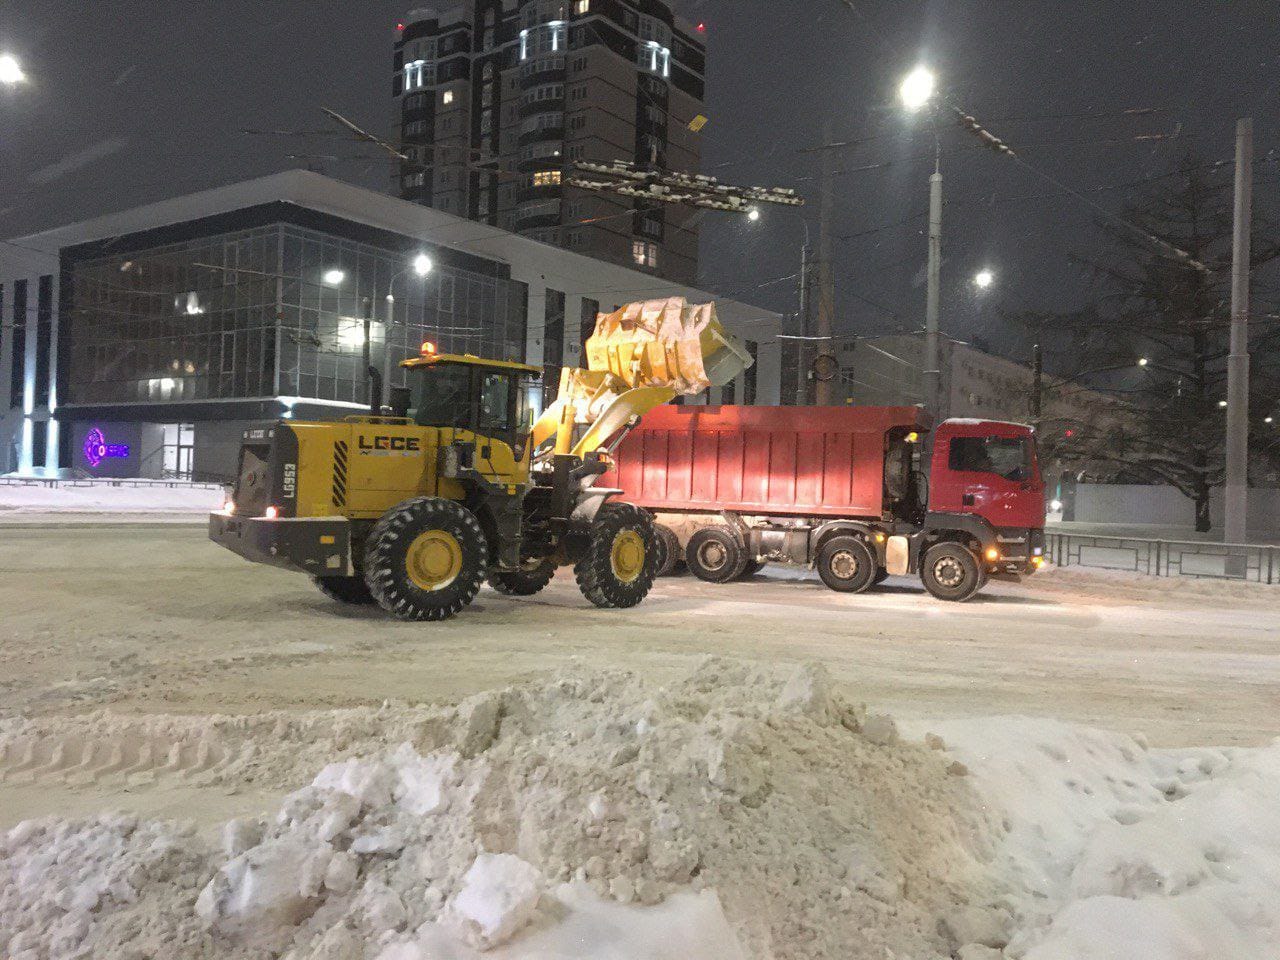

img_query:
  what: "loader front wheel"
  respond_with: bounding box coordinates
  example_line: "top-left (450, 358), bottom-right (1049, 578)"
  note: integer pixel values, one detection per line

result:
top-left (488, 558), bottom-right (557, 596)
top-left (313, 575), bottom-right (376, 605)
top-left (365, 498), bottom-right (488, 621)
top-left (575, 503), bottom-right (658, 608)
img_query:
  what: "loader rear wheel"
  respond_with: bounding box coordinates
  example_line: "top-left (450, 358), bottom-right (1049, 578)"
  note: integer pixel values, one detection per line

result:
top-left (654, 524), bottom-right (681, 577)
top-left (920, 542), bottom-right (983, 603)
top-left (817, 535), bottom-right (876, 593)
top-left (488, 558), bottom-right (557, 596)
top-left (313, 575), bottom-right (376, 605)
top-left (739, 558), bottom-right (766, 579)
top-left (686, 526), bottom-right (746, 584)
top-left (575, 503), bottom-right (658, 608)
top-left (365, 498), bottom-right (488, 621)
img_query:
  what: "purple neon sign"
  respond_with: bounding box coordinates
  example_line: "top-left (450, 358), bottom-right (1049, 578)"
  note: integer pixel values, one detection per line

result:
top-left (83, 427), bottom-right (130, 468)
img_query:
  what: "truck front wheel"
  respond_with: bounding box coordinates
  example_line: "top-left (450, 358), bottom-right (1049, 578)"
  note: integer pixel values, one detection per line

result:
top-left (365, 498), bottom-right (488, 621)
top-left (575, 504), bottom-right (658, 608)
top-left (920, 542), bottom-right (983, 602)
top-left (686, 527), bottom-right (746, 583)
top-left (816, 535), bottom-right (876, 593)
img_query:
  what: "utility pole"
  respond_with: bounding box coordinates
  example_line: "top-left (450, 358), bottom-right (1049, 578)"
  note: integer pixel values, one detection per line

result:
top-left (815, 120), bottom-right (838, 405)
top-left (1030, 340), bottom-right (1043, 426)
top-left (795, 242), bottom-right (810, 405)
top-left (923, 158), bottom-right (943, 420)
top-left (1225, 117), bottom-right (1253, 545)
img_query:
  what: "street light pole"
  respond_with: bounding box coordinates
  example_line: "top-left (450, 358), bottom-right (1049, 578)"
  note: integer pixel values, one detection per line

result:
top-left (1224, 117), bottom-right (1252, 544)
top-left (924, 158), bottom-right (943, 419)
top-left (381, 254), bottom-right (435, 409)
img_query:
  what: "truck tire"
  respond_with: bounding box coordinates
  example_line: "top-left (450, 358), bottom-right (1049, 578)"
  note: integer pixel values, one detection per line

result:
top-left (739, 558), bottom-right (766, 579)
top-left (686, 526), bottom-right (747, 583)
top-left (313, 575), bottom-right (376, 605)
top-left (364, 497), bottom-right (488, 621)
top-left (920, 542), bottom-right (983, 602)
top-left (575, 503), bottom-right (658, 608)
top-left (488, 559), bottom-right (556, 596)
top-left (816, 535), bottom-right (876, 593)
top-left (654, 524), bottom-right (682, 577)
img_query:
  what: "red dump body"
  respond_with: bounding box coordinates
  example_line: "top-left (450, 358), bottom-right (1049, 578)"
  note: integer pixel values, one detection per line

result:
top-left (606, 404), bottom-right (928, 519)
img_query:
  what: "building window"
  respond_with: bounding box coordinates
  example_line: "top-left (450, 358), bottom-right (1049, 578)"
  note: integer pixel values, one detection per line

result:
top-left (566, 144), bottom-right (584, 160)
top-left (543, 288), bottom-right (566, 404)
top-left (574, 0), bottom-right (589, 12)
top-left (639, 42), bottom-right (671, 77)
top-left (442, 90), bottom-right (454, 105)
top-left (404, 172), bottom-right (426, 188)
top-left (632, 240), bottom-right (658, 268)
top-left (532, 170), bottom-right (562, 186)
top-left (580, 297), bottom-right (599, 345)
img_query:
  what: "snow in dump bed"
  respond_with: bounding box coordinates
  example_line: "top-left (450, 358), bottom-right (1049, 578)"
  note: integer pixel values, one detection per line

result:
top-left (0, 659), bottom-right (999, 960)
top-left (4, 660), bottom-right (1280, 960)
top-left (0, 480), bottom-right (224, 513)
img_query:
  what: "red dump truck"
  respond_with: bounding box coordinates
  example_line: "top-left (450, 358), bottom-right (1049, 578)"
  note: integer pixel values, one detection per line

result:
top-left (605, 405), bottom-right (1046, 601)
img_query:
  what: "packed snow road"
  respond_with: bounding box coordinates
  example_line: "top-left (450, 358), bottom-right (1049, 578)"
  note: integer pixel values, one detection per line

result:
top-left (2, 524), bottom-right (1277, 749)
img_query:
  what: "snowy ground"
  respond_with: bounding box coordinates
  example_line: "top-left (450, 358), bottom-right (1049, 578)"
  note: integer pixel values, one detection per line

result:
top-left (0, 479), bottom-right (224, 519)
top-left (2, 525), bottom-right (1279, 958)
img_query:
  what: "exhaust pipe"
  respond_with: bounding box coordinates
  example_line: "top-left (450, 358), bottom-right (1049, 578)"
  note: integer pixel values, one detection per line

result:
top-left (367, 365), bottom-right (383, 416)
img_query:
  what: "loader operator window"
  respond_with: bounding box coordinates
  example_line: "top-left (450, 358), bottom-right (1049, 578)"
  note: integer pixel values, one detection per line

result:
top-left (477, 372), bottom-right (512, 437)
top-left (412, 364), bottom-right (471, 430)
top-left (949, 436), bottom-right (1031, 482)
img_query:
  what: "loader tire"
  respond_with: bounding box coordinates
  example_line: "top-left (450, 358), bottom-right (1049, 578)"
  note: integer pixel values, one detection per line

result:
top-left (816, 535), bottom-right (876, 593)
top-left (488, 559), bottom-right (557, 596)
top-left (739, 558), bottom-right (766, 579)
top-left (920, 542), bottom-right (983, 603)
top-left (365, 497), bottom-right (488, 621)
top-left (654, 524), bottom-right (681, 577)
top-left (575, 503), bottom-right (658, 609)
top-left (313, 575), bottom-right (376, 605)
top-left (686, 526), bottom-right (746, 584)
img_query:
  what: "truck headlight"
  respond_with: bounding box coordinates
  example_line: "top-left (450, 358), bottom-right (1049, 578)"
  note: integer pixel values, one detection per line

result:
top-left (264, 505), bottom-right (280, 519)
top-left (985, 547), bottom-right (1000, 562)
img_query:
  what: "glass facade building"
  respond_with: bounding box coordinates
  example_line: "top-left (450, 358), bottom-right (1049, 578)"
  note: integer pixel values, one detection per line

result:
top-left (61, 208), bottom-right (526, 412)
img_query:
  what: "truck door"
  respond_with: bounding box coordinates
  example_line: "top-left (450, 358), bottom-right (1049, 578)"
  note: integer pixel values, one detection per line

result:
top-left (933, 427), bottom-right (1045, 528)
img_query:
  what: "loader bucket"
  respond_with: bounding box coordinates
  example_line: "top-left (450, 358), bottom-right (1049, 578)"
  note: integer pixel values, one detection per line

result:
top-left (584, 298), bottom-right (753, 394)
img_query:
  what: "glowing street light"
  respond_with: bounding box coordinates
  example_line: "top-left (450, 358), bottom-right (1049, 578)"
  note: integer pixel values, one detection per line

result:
top-left (0, 54), bottom-right (26, 85)
top-left (322, 268), bottom-right (346, 286)
top-left (899, 66), bottom-right (936, 112)
top-left (412, 252), bottom-right (434, 276)
top-left (1137, 357), bottom-right (1149, 367)
top-left (1219, 400), bottom-right (1229, 408)
top-left (973, 269), bottom-right (994, 289)
top-left (747, 207), bottom-right (761, 222)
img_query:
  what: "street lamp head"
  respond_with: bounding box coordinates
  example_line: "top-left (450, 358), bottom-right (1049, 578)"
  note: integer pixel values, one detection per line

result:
top-left (1219, 400), bottom-right (1229, 408)
top-left (322, 268), bottom-right (345, 286)
top-left (899, 66), bottom-right (936, 112)
top-left (1137, 357), bottom-right (1149, 367)
top-left (0, 54), bottom-right (26, 85)
top-left (747, 207), bottom-right (761, 222)
top-left (973, 269), bottom-right (994, 289)
top-left (412, 253), bottom-right (433, 277)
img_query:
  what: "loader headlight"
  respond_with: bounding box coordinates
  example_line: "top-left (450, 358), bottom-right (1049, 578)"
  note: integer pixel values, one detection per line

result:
top-left (223, 499), bottom-right (236, 515)
top-left (264, 505), bottom-right (280, 520)
top-left (985, 547), bottom-right (1000, 562)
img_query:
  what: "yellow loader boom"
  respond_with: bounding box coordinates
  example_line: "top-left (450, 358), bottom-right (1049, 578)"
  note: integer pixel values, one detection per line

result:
top-left (530, 297), bottom-right (753, 461)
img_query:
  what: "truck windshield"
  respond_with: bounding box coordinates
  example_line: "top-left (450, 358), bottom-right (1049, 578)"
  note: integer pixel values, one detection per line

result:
top-left (949, 435), bottom-right (1031, 482)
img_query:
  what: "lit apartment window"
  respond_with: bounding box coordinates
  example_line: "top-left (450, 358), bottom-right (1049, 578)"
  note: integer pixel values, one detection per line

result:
top-left (520, 29), bottom-right (529, 60)
top-left (442, 90), bottom-right (454, 105)
top-left (632, 240), bottom-right (658, 268)
top-left (574, 0), bottom-right (589, 12)
top-left (532, 171), bottom-right (562, 186)
top-left (639, 42), bottom-right (670, 77)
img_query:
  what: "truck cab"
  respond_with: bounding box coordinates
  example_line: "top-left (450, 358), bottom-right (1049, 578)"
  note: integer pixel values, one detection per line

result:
top-left (910, 418), bottom-right (1047, 583)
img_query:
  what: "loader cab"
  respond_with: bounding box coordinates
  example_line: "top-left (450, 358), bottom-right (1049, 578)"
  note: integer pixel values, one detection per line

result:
top-left (401, 346), bottom-right (540, 456)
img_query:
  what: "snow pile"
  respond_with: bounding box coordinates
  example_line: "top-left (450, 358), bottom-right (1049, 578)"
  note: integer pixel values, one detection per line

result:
top-left (0, 480), bottom-right (223, 514)
top-left (930, 716), bottom-right (1280, 959)
top-left (0, 659), bottom-right (999, 960)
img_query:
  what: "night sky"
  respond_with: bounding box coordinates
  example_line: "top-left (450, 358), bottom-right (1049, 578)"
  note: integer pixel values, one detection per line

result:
top-left (1, 1), bottom-right (1278, 363)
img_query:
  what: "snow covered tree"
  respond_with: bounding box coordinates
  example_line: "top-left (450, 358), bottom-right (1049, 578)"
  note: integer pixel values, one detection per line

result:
top-left (1023, 156), bottom-right (1280, 532)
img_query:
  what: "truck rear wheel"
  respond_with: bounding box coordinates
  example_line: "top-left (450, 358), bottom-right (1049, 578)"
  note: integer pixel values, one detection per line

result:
top-left (920, 542), bottom-right (983, 602)
top-left (313, 575), bottom-right (375, 605)
top-left (365, 498), bottom-right (488, 621)
top-left (739, 558), bottom-right (766, 579)
top-left (686, 526), bottom-right (747, 583)
top-left (575, 503), bottom-right (658, 608)
top-left (653, 524), bottom-right (682, 577)
top-left (488, 559), bottom-right (556, 596)
top-left (816, 535), bottom-right (876, 593)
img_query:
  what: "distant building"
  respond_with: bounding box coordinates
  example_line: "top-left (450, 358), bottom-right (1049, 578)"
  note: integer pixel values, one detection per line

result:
top-left (393, 0), bottom-right (705, 284)
top-left (0, 170), bottom-right (779, 480)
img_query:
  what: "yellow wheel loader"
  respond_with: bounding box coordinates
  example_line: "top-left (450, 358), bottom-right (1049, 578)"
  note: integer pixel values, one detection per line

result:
top-left (209, 298), bottom-right (752, 622)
